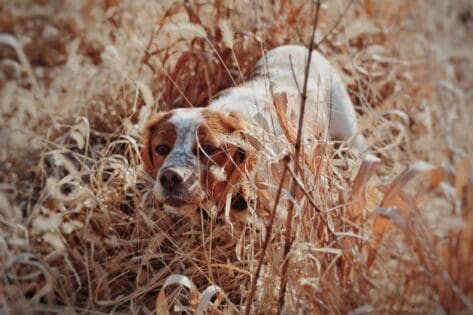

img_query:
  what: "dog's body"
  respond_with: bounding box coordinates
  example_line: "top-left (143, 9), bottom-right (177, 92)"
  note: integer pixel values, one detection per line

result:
top-left (142, 45), bottom-right (369, 221)
top-left (210, 45), bottom-right (367, 153)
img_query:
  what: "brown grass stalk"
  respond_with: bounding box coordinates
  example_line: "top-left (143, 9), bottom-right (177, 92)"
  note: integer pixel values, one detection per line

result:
top-left (277, 1), bottom-right (322, 312)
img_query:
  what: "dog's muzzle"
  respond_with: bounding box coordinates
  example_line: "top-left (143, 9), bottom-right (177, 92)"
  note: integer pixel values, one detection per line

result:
top-left (154, 164), bottom-right (202, 208)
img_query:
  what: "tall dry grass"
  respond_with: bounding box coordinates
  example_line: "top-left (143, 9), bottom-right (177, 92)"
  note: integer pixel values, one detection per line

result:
top-left (0, 0), bottom-right (472, 314)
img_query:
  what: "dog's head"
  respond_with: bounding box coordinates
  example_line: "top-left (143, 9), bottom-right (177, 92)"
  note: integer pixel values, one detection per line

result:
top-left (142, 108), bottom-right (254, 218)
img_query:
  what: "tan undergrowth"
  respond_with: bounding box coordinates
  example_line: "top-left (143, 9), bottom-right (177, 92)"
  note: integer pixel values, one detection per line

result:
top-left (0, 0), bottom-right (472, 314)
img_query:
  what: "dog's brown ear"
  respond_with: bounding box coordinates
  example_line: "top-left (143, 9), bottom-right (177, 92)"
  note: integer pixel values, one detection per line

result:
top-left (141, 112), bottom-right (168, 178)
top-left (221, 131), bottom-right (257, 214)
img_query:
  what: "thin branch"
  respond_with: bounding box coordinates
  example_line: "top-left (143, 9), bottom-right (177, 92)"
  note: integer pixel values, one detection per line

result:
top-left (204, 38), bottom-right (238, 87)
top-left (277, 1), bottom-right (322, 313)
top-left (287, 0), bottom-right (311, 45)
top-left (245, 35), bottom-right (286, 314)
top-left (244, 159), bottom-right (290, 315)
top-left (314, 0), bottom-right (355, 49)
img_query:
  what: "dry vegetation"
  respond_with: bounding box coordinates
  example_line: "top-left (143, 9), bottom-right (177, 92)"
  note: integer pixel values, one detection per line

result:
top-left (1, 0), bottom-right (472, 314)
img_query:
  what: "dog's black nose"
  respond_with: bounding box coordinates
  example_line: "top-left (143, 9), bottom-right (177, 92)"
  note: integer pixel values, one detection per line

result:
top-left (159, 168), bottom-right (185, 190)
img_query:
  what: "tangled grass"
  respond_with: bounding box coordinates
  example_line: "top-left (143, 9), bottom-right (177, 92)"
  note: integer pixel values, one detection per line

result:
top-left (0, 0), bottom-right (472, 314)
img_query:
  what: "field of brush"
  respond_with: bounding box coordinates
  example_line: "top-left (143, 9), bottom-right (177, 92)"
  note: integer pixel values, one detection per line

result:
top-left (1, 0), bottom-right (472, 314)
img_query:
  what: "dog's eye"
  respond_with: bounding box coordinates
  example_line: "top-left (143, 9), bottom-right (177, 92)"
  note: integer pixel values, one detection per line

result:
top-left (200, 144), bottom-right (219, 156)
top-left (155, 144), bottom-right (171, 156)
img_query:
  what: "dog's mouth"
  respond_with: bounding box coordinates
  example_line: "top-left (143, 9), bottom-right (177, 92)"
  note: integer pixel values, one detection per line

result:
top-left (153, 179), bottom-right (203, 209)
top-left (164, 195), bottom-right (189, 208)
top-left (157, 189), bottom-right (203, 209)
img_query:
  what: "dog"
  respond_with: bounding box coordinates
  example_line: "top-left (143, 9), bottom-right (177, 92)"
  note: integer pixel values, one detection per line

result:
top-left (142, 45), bottom-right (370, 222)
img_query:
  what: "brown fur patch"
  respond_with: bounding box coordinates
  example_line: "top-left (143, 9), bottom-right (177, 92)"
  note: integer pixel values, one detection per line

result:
top-left (197, 110), bottom-right (254, 211)
top-left (141, 112), bottom-right (175, 178)
top-left (196, 110), bottom-right (246, 146)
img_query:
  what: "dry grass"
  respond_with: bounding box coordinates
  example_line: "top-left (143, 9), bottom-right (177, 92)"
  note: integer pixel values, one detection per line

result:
top-left (1, 0), bottom-right (472, 314)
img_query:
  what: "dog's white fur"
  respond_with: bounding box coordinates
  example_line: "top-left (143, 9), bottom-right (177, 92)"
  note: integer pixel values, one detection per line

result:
top-left (210, 45), bottom-right (368, 154)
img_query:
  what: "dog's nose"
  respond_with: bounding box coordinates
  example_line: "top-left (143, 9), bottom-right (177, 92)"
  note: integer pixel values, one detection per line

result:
top-left (159, 168), bottom-right (185, 190)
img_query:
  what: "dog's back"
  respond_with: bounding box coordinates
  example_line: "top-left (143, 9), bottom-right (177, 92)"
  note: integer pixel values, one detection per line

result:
top-left (210, 45), bottom-right (368, 153)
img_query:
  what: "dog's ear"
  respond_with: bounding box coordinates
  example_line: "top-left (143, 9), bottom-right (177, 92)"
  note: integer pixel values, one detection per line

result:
top-left (220, 130), bottom-right (258, 214)
top-left (141, 112), bottom-right (168, 178)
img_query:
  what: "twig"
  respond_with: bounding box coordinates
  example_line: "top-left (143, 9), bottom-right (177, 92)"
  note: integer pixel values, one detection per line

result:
top-left (277, 1), bottom-right (322, 313)
top-left (244, 34), bottom-right (285, 314)
top-left (314, 0), bottom-right (355, 49)
top-left (138, 24), bottom-right (158, 75)
top-left (287, 0), bottom-right (310, 45)
top-left (244, 160), bottom-right (290, 315)
top-left (138, 1), bottom-right (173, 75)
top-left (204, 38), bottom-right (238, 87)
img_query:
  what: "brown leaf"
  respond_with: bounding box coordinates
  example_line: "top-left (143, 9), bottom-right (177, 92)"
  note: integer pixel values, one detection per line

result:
top-left (368, 162), bottom-right (445, 267)
top-left (349, 155), bottom-right (380, 221)
top-left (455, 158), bottom-right (470, 214)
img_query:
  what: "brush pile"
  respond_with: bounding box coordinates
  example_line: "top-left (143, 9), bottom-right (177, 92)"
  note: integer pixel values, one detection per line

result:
top-left (1, 0), bottom-right (472, 314)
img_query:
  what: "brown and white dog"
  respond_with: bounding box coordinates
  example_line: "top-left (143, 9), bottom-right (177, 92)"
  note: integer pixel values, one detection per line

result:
top-left (142, 45), bottom-right (370, 221)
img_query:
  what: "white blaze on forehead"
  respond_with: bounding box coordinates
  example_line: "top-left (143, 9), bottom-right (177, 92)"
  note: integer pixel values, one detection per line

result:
top-left (169, 109), bottom-right (203, 153)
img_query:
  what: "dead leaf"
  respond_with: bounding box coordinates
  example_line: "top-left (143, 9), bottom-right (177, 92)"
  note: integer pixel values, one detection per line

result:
top-left (368, 161), bottom-right (445, 267)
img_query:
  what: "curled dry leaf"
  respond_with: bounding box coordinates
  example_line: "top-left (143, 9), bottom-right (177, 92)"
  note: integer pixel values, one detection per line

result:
top-left (156, 275), bottom-right (226, 315)
top-left (196, 285), bottom-right (223, 315)
top-left (367, 161), bottom-right (445, 267)
top-left (162, 22), bottom-right (207, 40)
top-left (136, 81), bottom-right (155, 131)
top-left (70, 117), bottom-right (90, 150)
top-left (349, 154), bottom-right (380, 222)
top-left (346, 19), bottom-right (381, 39)
top-left (219, 19), bottom-right (234, 49)
top-left (0, 33), bottom-right (42, 99)
top-left (454, 158), bottom-right (470, 213)
top-left (31, 208), bottom-right (62, 233)
top-left (348, 304), bottom-right (375, 315)
top-left (0, 192), bottom-right (15, 221)
top-left (42, 231), bottom-right (65, 251)
top-left (273, 92), bottom-right (297, 145)
top-left (156, 274), bottom-right (199, 315)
